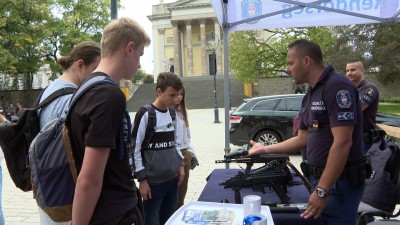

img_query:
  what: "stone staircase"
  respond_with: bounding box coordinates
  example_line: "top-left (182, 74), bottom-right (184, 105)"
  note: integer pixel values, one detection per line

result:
top-left (126, 74), bottom-right (246, 112)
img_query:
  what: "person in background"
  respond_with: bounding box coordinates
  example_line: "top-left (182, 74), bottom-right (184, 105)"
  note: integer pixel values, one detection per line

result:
top-left (173, 86), bottom-right (199, 209)
top-left (15, 102), bottom-right (25, 118)
top-left (345, 60), bottom-right (380, 152)
top-left (38, 41), bottom-right (101, 225)
top-left (247, 39), bottom-right (365, 225)
top-left (0, 149), bottom-right (5, 225)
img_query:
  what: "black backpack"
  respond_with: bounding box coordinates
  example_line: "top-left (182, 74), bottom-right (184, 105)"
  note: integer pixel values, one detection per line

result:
top-left (137, 104), bottom-right (176, 149)
top-left (0, 87), bottom-right (75, 191)
top-left (362, 135), bottom-right (400, 212)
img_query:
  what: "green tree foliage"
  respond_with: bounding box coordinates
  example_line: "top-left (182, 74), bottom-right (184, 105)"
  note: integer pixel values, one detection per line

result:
top-left (0, 0), bottom-right (53, 89)
top-left (0, 0), bottom-right (110, 89)
top-left (229, 27), bottom-right (336, 83)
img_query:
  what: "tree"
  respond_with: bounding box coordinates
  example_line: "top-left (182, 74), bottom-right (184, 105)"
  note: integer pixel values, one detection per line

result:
top-left (0, 0), bottom-right (53, 89)
top-left (0, 0), bottom-right (110, 89)
top-left (228, 27), bottom-right (336, 83)
top-left (44, 0), bottom-right (110, 77)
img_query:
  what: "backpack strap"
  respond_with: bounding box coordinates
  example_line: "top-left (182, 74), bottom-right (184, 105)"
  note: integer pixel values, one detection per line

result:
top-left (141, 104), bottom-right (156, 149)
top-left (67, 73), bottom-right (117, 116)
top-left (35, 87), bottom-right (76, 110)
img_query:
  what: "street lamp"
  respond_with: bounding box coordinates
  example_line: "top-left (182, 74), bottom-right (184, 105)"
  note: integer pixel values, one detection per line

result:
top-left (207, 32), bottom-right (220, 123)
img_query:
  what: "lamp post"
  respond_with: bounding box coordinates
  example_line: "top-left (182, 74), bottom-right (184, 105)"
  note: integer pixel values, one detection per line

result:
top-left (111, 0), bottom-right (117, 19)
top-left (207, 32), bottom-right (220, 123)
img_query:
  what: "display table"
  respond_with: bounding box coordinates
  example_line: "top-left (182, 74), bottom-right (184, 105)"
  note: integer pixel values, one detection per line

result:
top-left (198, 169), bottom-right (319, 225)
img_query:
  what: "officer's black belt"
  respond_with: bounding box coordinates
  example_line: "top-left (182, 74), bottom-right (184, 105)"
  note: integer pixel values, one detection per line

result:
top-left (308, 165), bottom-right (350, 179)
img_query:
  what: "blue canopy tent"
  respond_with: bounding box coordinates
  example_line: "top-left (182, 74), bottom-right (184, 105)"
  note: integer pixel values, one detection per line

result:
top-left (210, 0), bottom-right (400, 160)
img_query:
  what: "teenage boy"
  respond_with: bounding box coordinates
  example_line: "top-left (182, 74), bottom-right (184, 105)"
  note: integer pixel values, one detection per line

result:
top-left (68, 17), bottom-right (150, 225)
top-left (132, 72), bottom-right (185, 225)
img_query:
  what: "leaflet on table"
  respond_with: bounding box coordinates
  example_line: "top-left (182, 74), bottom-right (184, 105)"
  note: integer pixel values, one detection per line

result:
top-left (182, 208), bottom-right (235, 224)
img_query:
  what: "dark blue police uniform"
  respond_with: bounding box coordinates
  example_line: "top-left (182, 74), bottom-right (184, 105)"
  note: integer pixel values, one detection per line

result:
top-left (299, 65), bottom-right (364, 225)
top-left (358, 80), bottom-right (379, 152)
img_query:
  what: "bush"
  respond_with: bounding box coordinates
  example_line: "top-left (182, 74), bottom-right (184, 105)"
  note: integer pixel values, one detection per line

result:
top-left (143, 75), bottom-right (154, 83)
top-left (380, 97), bottom-right (400, 103)
top-left (132, 70), bottom-right (145, 83)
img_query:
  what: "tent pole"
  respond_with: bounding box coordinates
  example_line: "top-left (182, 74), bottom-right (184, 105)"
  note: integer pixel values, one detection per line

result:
top-left (223, 0), bottom-right (231, 169)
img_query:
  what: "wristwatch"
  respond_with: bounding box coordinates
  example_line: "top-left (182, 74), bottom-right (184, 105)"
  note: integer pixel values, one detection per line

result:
top-left (316, 187), bottom-right (328, 198)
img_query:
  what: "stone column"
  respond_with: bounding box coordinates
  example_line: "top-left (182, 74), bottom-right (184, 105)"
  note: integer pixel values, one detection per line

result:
top-left (185, 20), bottom-right (194, 76)
top-left (199, 18), bottom-right (208, 76)
top-left (213, 18), bottom-right (222, 75)
top-left (172, 20), bottom-right (181, 76)
top-left (158, 28), bottom-right (165, 73)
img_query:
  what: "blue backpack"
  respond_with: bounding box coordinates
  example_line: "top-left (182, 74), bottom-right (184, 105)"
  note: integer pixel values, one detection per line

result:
top-left (28, 74), bottom-right (119, 222)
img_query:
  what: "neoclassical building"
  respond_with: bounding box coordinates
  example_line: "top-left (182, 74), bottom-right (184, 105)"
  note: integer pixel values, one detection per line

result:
top-left (148, 0), bottom-right (224, 77)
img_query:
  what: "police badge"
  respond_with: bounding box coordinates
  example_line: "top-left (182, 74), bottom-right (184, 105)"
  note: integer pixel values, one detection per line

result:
top-left (336, 90), bottom-right (352, 108)
top-left (241, 0), bottom-right (262, 24)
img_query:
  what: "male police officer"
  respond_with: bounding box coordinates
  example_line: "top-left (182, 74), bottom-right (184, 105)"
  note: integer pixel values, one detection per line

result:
top-left (247, 40), bottom-right (365, 225)
top-left (346, 60), bottom-right (380, 152)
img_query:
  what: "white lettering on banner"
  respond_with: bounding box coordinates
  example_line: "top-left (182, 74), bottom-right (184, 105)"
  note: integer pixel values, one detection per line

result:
top-left (281, 0), bottom-right (380, 18)
top-left (311, 101), bottom-right (326, 111)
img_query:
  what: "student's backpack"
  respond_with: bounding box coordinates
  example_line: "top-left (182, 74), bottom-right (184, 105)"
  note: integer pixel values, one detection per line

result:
top-left (0, 87), bottom-right (75, 191)
top-left (29, 74), bottom-right (117, 222)
top-left (138, 104), bottom-right (176, 149)
top-left (362, 135), bottom-right (400, 212)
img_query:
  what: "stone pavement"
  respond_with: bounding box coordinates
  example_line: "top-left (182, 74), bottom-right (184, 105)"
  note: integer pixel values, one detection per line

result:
top-left (0, 108), bottom-right (303, 224)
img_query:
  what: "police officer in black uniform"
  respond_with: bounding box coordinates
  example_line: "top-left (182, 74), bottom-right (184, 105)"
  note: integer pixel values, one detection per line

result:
top-left (247, 40), bottom-right (365, 225)
top-left (346, 60), bottom-right (380, 152)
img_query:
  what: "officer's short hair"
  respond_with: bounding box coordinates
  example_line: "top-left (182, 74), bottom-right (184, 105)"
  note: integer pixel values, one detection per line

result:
top-left (288, 39), bottom-right (323, 64)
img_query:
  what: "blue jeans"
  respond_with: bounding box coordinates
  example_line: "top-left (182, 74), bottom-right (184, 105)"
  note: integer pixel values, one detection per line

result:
top-left (143, 177), bottom-right (178, 225)
top-left (0, 166), bottom-right (5, 225)
top-left (309, 176), bottom-right (364, 225)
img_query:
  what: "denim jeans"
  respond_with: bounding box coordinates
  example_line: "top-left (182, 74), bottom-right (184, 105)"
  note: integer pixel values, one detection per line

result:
top-left (308, 175), bottom-right (364, 225)
top-left (0, 166), bottom-right (5, 225)
top-left (143, 177), bottom-right (178, 225)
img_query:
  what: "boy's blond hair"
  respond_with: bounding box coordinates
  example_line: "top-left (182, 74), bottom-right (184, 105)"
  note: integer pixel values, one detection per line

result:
top-left (100, 17), bottom-right (151, 57)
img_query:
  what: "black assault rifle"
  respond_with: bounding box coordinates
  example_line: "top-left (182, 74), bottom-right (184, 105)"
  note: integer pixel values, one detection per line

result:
top-left (219, 159), bottom-right (292, 204)
top-left (216, 152), bottom-right (289, 173)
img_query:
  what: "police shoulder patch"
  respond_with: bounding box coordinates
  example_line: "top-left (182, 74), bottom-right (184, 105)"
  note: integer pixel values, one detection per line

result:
top-left (366, 88), bottom-right (374, 97)
top-left (336, 90), bottom-right (352, 108)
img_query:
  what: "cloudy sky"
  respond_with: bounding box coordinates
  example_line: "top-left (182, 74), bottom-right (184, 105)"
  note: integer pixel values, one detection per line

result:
top-left (119, 0), bottom-right (176, 74)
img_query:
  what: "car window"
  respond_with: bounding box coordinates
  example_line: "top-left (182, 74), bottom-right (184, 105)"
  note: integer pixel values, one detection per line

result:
top-left (275, 97), bottom-right (302, 111)
top-left (252, 99), bottom-right (280, 111)
top-left (286, 97), bottom-right (302, 111)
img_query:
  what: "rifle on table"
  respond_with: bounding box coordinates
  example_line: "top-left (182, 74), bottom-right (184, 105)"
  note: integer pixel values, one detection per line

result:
top-left (219, 159), bottom-right (292, 204)
top-left (216, 147), bottom-right (289, 173)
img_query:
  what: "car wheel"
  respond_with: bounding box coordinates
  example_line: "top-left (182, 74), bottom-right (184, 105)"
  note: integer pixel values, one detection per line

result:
top-left (254, 130), bottom-right (282, 145)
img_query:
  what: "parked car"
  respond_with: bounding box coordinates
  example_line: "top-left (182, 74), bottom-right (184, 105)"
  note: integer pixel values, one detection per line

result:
top-left (376, 112), bottom-right (400, 127)
top-left (230, 94), bottom-right (304, 146)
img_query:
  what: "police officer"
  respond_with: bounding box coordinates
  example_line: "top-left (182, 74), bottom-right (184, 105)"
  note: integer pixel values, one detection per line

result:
top-left (346, 60), bottom-right (380, 152)
top-left (247, 39), bottom-right (365, 225)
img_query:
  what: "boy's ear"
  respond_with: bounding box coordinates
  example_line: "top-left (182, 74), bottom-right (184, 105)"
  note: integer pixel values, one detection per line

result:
top-left (125, 42), bottom-right (135, 55)
top-left (156, 88), bottom-right (161, 96)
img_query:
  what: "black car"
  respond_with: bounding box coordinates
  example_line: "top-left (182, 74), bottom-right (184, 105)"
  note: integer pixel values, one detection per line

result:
top-left (230, 94), bottom-right (304, 146)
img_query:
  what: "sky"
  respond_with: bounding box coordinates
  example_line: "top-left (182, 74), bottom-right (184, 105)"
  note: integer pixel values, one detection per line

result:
top-left (119, 0), bottom-right (176, 75)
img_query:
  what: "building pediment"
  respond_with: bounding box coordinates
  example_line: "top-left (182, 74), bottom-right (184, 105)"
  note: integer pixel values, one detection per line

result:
top-left (167, 0), bottom-right (211, 10)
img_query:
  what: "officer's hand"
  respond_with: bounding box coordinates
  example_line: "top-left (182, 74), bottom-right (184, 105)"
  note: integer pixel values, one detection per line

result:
top-left (247, 140), bottom-right (267, 157)
top-left (139, 180), bottom-right (151, 200)
top-left (190, 156), bottom-right (199, 170)
top-left (300, 191), bottom-right (328, 219)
